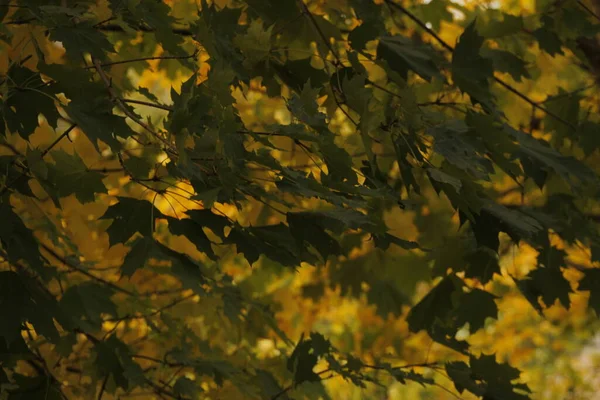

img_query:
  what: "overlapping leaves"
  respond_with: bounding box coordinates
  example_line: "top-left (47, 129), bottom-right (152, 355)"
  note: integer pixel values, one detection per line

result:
top-left (0, 1), bottom-right (599, 399)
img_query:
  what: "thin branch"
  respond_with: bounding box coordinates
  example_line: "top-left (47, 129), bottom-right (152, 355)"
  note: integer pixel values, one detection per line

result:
top-left (297, 0), bottom-right (342, 65)
top-left (41, 243), bottom-right (136, 296)
top-left (270, 385), bottom-right (293, 400)
top-left (104, 293), bottom-right (196, 322)
top-left (271, 369), bottom-right (331, 400)
top-left (3, 17), bottom-right (37, 25)
top-left (540, 83), bottom-right (596, 103)
top-left (88, 167), bottom-right (125, 173)
top-left (92, 58), bottom-right (175, 151)
top-left (362, 361), bottom-right (441, 370)
top-left (85, 52), bottom-right (197, 69)
top-left (93, 17), bottom-right (115, 28)
top-left (577, 0), bottom-right (600, 23)
top-left (42, 124), bottom-right (77, 156)
top-left (122, 98), bottom-right (173, 111)
top-left (0, 124), bottom-right (76, 197)
top-left (0, 141), bottom-right (22, 155)
top-left (97, 375), bottom-right (109, 400)
top-left (4, 17), bottom-right (195, 36)
top-left (96, 23), bottom-right (194, 36)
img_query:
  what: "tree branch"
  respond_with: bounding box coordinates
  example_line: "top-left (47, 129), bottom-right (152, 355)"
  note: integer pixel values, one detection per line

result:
top-left (84, 52), bottom-right (198, 70)
top-left (91, 58), bottom-right (175, 152)
top-left (41, 242), bottom-right (136, 296)
top-left (383, 0), bottom-right (578, 130)
top-left (4, 17), bottom-right (195, 36)
top-left (122, 99), bottom-right (173, 112)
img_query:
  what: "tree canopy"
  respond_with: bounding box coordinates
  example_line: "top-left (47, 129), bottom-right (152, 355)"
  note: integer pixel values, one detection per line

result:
top-left (1, 0), bottom-right (600, 399)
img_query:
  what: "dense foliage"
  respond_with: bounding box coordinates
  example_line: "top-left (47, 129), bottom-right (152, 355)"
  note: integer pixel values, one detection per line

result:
top-left (1, 0), bottom-right (600, 398)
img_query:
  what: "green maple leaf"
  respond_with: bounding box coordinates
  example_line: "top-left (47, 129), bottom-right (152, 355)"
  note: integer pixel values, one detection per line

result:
top-left (349, 21), bottom-right (381, 50)
top-left (482, 48), bottom-right (530, 82)
top-left (154, 242), bottom-right (208, 292)
top-left (446, 361), bottom-right (485, 396)
top-left (368, 280), bottom-right (409, 318)
top-left (505, 125), bottom-right (596, 185)
top-left (0, 201), bottom-right (42, 272)
top-left (93, 335), bottom-right (144, 391)
top-left (121, 237), bottom-right (155, 278)
top-left (0, 271), bottom-right (29, 345)
top-left (407, 275), bottom-right (461, 332)
top-left (578, 268), bottom-right (600, 315)
top-left (454, 289), bottom-right (498, 331)
top-left (100, 197), bottom-right (165, 247)
top-left (289, 81), bottom-right (327, 128)
top-left (287, 336), bottom-right (321, 386)
top-left (533, 17), bottom-right (563, 56)
top-left (65, 101), bottom-right (130, 152)
top-left (167, 73), bottom-right (212, 135)
top-left (47, 150), bottom-right (107, 203)
top-left (1, 65), bottom-right (59, 139)
top-left (234, 19), bottom-right (273, 67)
top-left (182, 209), bottom-right (230, 239)
top-left (50, 24), bottom-right (115, 61)
top-left (173, 376), bottom-right (201, 398)
top-left (478, 13), bottom-right (523, 38)
top-left (452, 21), bottom-right (494, 107)
top-left (168, 217), bottom-right (216, 259)
top-left (59, 282), bottom-right (117, 329)
top-left (0, 155), bottom-right (35, 197)
top-left (429, 119), bottom-right (494, 180)
top-left (418, 0), bottom-right (452, 31)
top-left (543, 89), bottom-right (580, 142)
top-left (377, 35), bottom-right (442, 82)
top-left (134, 1), bottom-right (186, 58)
top-left (465, 247), bottom-right (501, 284)
top-left (470, 354), bottom-right (529, 398)
top-left (518, 265), bottom-right (572, 310)
top-left (7, 375), bottom-right (64, 400)
top-left (287, 212), bottom-right (341, 261)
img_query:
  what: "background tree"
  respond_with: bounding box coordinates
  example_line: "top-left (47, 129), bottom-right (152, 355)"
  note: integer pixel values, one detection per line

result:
top-left (1, 0), bottom-right (600, 399)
